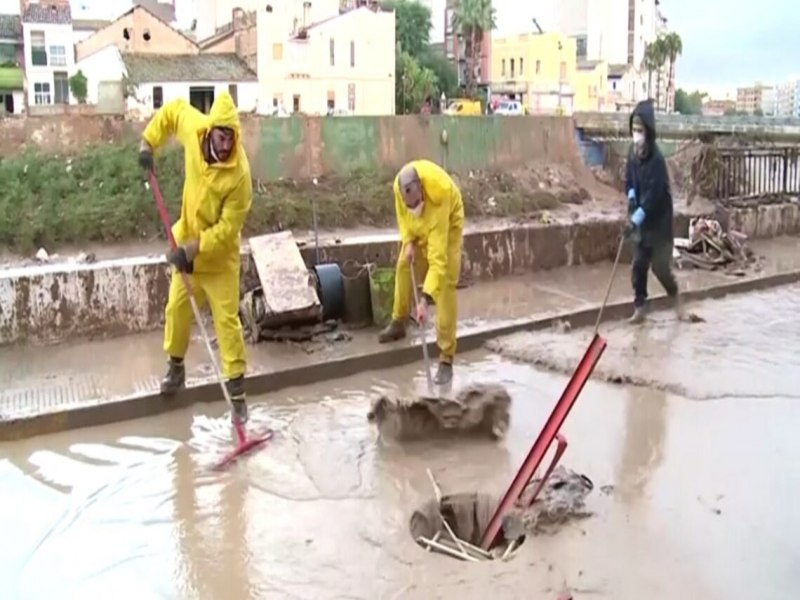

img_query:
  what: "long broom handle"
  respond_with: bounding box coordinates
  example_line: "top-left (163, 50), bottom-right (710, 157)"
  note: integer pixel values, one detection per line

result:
top-left (592, 234), bottom-right (625, 338)
top-left (146, 171), bottom-right (239, 422)
top-left (410, 263), bottom-right (435, 393)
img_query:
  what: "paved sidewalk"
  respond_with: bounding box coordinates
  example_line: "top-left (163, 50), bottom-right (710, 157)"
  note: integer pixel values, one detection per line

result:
top-left (1, 237), bottom-right (798, 422)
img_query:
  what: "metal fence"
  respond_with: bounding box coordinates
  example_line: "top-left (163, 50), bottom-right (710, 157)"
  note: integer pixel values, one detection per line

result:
top-left (715, 147), bottom-right (800, 199)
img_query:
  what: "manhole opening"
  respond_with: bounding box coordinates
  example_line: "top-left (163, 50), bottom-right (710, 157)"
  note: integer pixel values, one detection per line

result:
top-left (409, 492), bottom-right (526, 562)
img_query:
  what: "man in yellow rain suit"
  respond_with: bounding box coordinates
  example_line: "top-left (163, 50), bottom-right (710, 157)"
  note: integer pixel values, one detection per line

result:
top-left (138, 91), bottom-right (252, 423)
top-left (377, 160), bottom-right (465, 385)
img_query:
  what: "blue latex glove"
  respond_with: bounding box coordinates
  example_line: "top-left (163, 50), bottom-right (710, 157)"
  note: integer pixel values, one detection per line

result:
top-left (624, 207), bottom-right (645, 241)
top-left (630, 207), bottom-right (645, 227)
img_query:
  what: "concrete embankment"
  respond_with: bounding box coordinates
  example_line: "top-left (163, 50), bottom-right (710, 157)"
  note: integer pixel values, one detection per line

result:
top-left (2, 201), bottom-right (799, 347)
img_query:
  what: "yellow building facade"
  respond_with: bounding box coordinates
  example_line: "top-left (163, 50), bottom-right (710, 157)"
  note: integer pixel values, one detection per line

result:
top-left (574, 60), bottom-right (609, 112)
top-left (490, 32), bottom-right (577, 115)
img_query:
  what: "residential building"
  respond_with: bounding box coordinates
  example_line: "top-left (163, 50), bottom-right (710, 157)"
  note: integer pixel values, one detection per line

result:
top-left (774, 78), bottom-right (799, 118)
top-left (760, 86), bottom-right (777, 117)
top-left (557, 0), bottom-right (664, 110)
top-left (444, 0), bottom-right (491, 88)
top-left (606, 63), bottom-right (641, 112)
top-left (194, 0), bottom-right (344, 43)
top-left (72, 18), bottom-right (111, 44)
top-left (256, 5), bottom-right (395, 115)
top-left (702, 98), bottom-right (736, 117)
top-left (75, 5), bottom-right (198, 63)
top-left (122, 52), bottom-right (258, 118)
top-left (198, 7), bottom-right (255, 67)
top-left (0, 13), bottom-right (23, 114)
top-left (21, 0), bottom-right (75, 108)
top-left (74, 44), bottom-right (127, 110)
top-left (736, 83), bottom-right (771, 114)
top-left (574, 59), bottom-right (609, 112)
top-left (490, 32), bottom-right (576, 115)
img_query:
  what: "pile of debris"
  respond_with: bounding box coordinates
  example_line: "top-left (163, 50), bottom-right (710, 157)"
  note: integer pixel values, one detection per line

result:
top-left (238, 231), bottom-right (352, 352)
top-left (239, 285), bottom-right (351, 351)
top-left (411, 471), bottom-right (521, 562)
top-left (410, 466), bottom-right (594, 562)
top-left (675, 217), bottom-right (758, 274)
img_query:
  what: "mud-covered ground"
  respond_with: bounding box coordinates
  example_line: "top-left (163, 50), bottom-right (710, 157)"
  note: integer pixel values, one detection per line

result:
top-left (4, 294), bottom-right (800, 600)
top-left (487, 283), bottom-right (800, 400)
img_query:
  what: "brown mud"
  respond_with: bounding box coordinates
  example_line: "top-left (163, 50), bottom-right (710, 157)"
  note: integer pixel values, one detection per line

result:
top-left (2, 339), bottom-right (800, 598)
top-left (367, 382), bottom-right (512, 441)
top-left (487, 283), bottom-right (800, 400)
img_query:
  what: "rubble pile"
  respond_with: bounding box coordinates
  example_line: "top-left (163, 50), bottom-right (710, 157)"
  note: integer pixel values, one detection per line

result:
top-left (675, 217), bottom-right (758, 274)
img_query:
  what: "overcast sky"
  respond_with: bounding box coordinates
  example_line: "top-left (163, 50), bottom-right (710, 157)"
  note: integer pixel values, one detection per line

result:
top-left (489, 0), bottom-right (800, 98)
top-left (661, 0), bottom-right (799, 97)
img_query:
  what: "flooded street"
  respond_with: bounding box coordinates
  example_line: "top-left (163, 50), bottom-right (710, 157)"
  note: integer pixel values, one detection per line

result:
top-left (2, 285), bottom-right (800, 599)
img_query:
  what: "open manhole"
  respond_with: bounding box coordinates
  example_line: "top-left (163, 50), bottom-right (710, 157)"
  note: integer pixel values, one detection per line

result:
top-left (409, 492), bottom-right (526, 562)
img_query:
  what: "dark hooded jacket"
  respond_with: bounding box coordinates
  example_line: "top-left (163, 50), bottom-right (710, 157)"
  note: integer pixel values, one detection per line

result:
top-left (624, 99), bottom-right (673, 245)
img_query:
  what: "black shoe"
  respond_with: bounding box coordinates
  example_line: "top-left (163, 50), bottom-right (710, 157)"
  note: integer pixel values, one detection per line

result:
top-left (434, 362), bottom-right (453, 385)
top-left (227, 376), bottom-right (248, 424)
top-left (160, 358), bottom-right (186, 396)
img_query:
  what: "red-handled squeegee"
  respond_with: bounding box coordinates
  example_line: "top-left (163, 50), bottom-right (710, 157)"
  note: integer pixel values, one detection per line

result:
top-left (147, 170), bottom-right (272, 470)
top-left (480, 333), bottom-right (606, 550)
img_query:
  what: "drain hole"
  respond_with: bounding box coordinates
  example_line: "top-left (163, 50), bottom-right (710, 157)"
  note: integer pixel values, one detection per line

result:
top-left (409, 492), bottom-right (525, 561)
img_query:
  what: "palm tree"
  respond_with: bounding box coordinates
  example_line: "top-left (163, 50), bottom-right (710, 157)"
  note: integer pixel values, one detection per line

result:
top-left (451, 0), bottom-right (496, 98)
top-left (662, 32), bottom-right (683, 112)
top-left (650, 36), bottom-right (668, 110)
top-left (643, 44), bottom-right (658, 100)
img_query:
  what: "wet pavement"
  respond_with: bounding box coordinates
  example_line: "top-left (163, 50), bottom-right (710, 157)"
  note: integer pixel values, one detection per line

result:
top-left (2, 283), bottom-right (799, 599)
top-left (2, 236), bottom-right (799, 422)
top-left (488, 282), bottom-right (800, 400)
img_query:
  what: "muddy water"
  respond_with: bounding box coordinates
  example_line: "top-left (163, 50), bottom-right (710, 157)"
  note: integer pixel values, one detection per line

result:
top-left (3, 300), bottom-right (800, 598)
top-left (489, 283), bottom-right (800, 400)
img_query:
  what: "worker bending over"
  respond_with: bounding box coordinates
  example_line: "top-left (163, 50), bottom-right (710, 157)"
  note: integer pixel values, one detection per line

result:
top-left (624, 99), bottom-right (684, 324)
top-left (378, 160), bottom-right (465, 385)
top-left (138, 91), bottom-right (252, 423)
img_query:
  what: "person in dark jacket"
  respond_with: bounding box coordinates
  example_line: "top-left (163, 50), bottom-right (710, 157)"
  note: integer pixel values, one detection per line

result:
top-left (624, 99), bottom-right (684, 323)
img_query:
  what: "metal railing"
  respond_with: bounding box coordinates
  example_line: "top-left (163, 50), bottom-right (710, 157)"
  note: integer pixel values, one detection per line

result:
top-left (714, 146), bottom-right (800, 199)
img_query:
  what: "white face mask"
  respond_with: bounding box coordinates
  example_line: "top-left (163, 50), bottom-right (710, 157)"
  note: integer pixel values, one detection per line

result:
top-left (632, 131), bottom-right (645, 146)
top-left (409, 203), bottom-right (423, 217)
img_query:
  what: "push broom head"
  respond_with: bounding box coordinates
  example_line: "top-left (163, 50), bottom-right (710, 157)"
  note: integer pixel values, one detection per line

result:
top-left (212, 422), bottom-right (273, 470)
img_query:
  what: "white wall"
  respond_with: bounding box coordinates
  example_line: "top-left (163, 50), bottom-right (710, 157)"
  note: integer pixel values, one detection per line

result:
top-left (256, 7), bottom-right (395, 116)
top-left (126, 80), bottom-right (258, 119)
top-left (75, 44), bottom-right (126, 105)
top-left (22, 23), bottom-right (76, 106)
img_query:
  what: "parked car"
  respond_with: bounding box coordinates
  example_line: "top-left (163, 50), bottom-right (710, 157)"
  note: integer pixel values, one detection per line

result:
top-left (444, 99), bottom-right (482, 116)
top-left (494, 100), bottom-right (526, 115)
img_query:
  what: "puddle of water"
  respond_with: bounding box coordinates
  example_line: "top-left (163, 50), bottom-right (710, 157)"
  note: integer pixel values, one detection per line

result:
top-left (2, 285), bottom-right (800, 599)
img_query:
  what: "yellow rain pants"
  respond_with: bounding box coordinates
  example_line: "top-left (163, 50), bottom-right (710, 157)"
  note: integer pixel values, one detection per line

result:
top-left (391, 160), bottom-right (465, 362)
top-left (142, 92), bottom-right (252, 379)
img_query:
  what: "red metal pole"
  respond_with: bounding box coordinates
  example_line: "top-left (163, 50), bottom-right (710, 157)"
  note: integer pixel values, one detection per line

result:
top-left (479, 333), bottom-right (607, 550)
